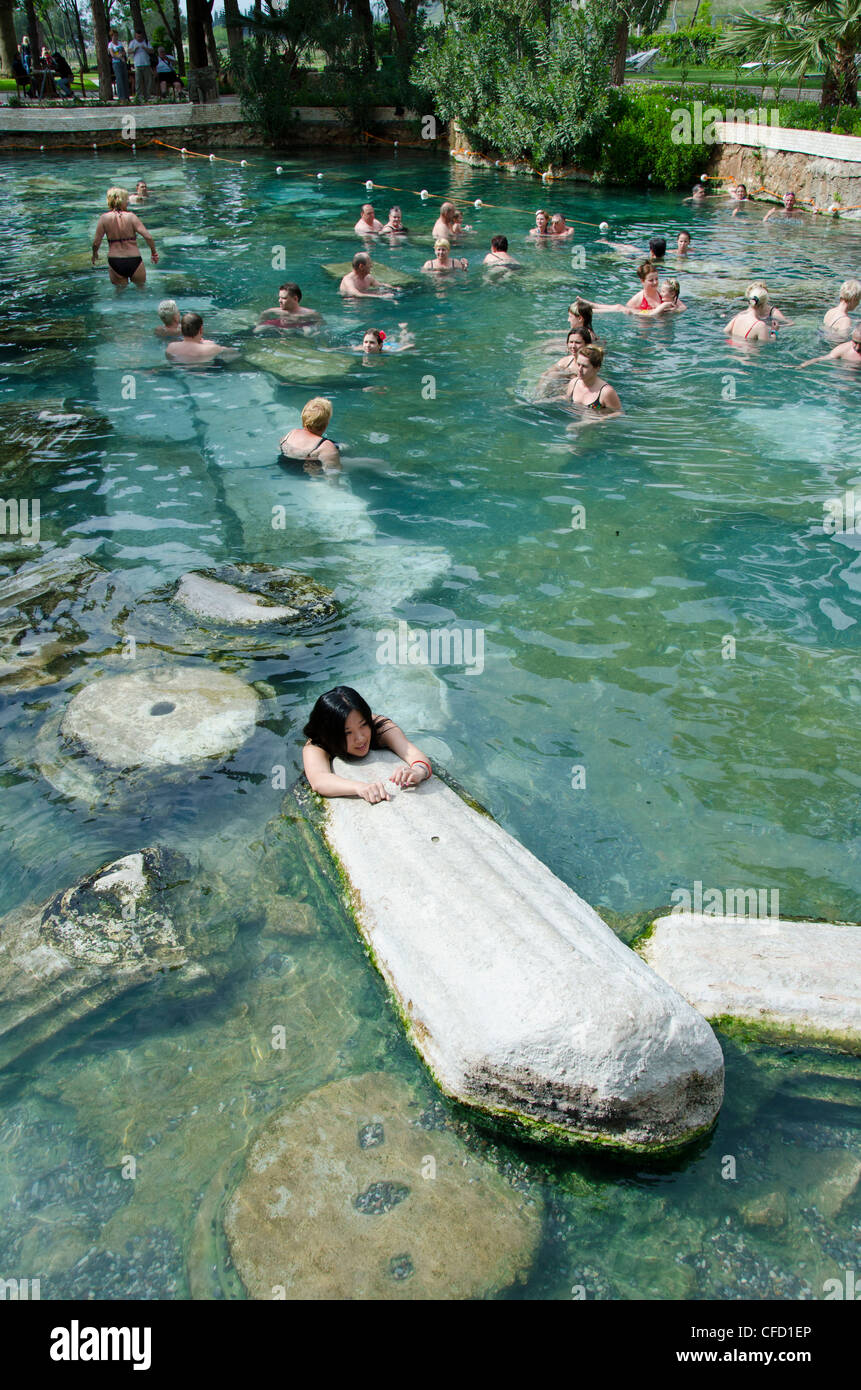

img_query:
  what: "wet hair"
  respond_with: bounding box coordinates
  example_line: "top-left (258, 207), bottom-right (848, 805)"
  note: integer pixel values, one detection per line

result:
top-left (649, 236), bottom-right (667, 258)
top-left (567, 326), bottom-right (594, 347)
top-left (746, 281), bottom-right (770, 308)
top-left (840, 279), bottom-right (861, 308)
top-left (491, 235), bottom-right (508, 251)
top-left (569, 298), bottom-right (594, 330)
top-left (364, 329), bottom-right (384, 348)
top-left (692, 184), bottom-right (705, 196)
top-left (303, 687), bottom-right (393, 760)
top-left (661, 279), bottom-right (680, 300)
top-left (361, 203), bottom-right (375, 215)
top-left (637, 259), bottom-right (658, 282)
top-left (301, 396), bottom-right (332, 432)
top-left (106, 186), bottom-right (128, 210)
top-left (352, 251), bottom-right (371, 270)
top-left (157, 298), bottom-right (179, 324)
top-left (279, 282), bottom-right (301, 300)
top-left (578, 344), bottom-right (605, 369)
top-left (180, 312), bottom-right (203, 338)
top-left (135, 180), bottom-right (147, 191)
top-left (550, 213), bottom-right (565, 224)
top-left (851, 326), bottom-right (861, 344)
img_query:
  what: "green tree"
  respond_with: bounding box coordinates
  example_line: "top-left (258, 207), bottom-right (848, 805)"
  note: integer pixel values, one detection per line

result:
top-left (717, 0), bottom-right (861, 107)
top-left (610, 0), bottom-right (670, 85)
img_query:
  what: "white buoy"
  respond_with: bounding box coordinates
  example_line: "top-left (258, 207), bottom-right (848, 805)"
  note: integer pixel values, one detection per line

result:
top-left (393, 140), bottom-right (398, 148)
top-left (365, 179), bottom-right (374, 190)
top-left (474, 199), bottom-right (482, 208)
top-left (181, 148), bottom-right (188, 156)
top-left (240, 159), bottom-right (248, 167)
top-left (700, 173), bottom-right (708, 183)
top-left (494, 160), bottom-right (501, 168)
top-left (316, 172), bottom-right (323, 179)
top-left (209, 153), bottom-right (215, 162)
top-left (39, 144), bottom-right (44, 151)
top-left (276, 166), bottom-right (283, 175)
top-left (420, 189), bottom-right (429, 200)
top-left (92, 143), bottom-right (98, 151)
top-left (599, 221), bottom-right (609, 233)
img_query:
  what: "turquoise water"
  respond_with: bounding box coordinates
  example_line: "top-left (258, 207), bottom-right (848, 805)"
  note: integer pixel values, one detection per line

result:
top-left (0, 149), bottom-right (858, 1299)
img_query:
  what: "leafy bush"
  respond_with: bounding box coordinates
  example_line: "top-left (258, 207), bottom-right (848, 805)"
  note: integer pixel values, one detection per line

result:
top-left (594, 88), bottom-right (708, 188)
top-left (225, 40), bottom-right (300, 146)
top-left (628, 25), bottom-right (721, 65)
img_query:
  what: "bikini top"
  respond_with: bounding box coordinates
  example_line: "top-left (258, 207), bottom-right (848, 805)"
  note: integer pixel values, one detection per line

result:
top-left (282, 433), bottom-right (332, 460)
top-left (585, 384), bottom-right (608, 411)
top-left (107, 211), bottom-right (136, 243)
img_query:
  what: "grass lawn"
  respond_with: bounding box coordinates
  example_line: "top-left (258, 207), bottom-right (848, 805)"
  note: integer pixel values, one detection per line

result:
top-left (0, 72), bottom-right (100, 93)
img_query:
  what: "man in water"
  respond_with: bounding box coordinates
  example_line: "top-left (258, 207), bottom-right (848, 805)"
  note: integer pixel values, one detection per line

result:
top-left (354, 203), bottom-right (383, 236)
top-left (129, 180), bottom-right (150, 205)
top-left (255, 282), bottom-right (322, 332)
top-left (483, 235), bottom-right (521, 269)
top-left (339, 252), bottom-right (395, 298)
top-left (763, 191), bottom-right (803, 222)
top-left (166, 312), bottom-right (237, 364)
top-left (800, 327), bottom-right (861, 369)
top-left (154, 299), bottom-right (182, 338)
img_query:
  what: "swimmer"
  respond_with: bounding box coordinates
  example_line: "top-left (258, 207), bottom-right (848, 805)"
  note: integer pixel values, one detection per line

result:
top-left (540, 299), bottom-right (595, 354)
top-left (529, 209), bottom-right (551, 239)
top-left (549, 214), bottom-right (574, 239)
top-left (724, 282), bottom-right (790, 339)
top-left (535, 327), bottom-right (596, 398)
top-left (339, 252), bottom-right (396, 298)
top-left (422, 238), bottom-right (468, 273)
top-left (596, 233), bottom-right (667, 260)
top-left (154, 299), bottom-right (182, 338)
top-left (682, 183), bottom-right (708, 203)
top-left (380, 205), bottom-right (408, 235)
top-left (483, 234), bottom-right (521, 269)
top-left (730, 184), bottom-right (749, 217)
top-left (91, 186), bottom-right (158, 288)
top-left (676, 230), bottom-right (692, 256)
top-left (799, 325), bottom-right (861, 368)
top-left (450, 210), bottom-right (473, 235)
top-left (623, 278), bottom-right (686, 316)
top-left (128, 180), bottom-right (150, 205)
top-left (626, 259), bottom-right (661, 311)
top-left (432, 202), bottom-right (464, 242)
top-left (565, 344), bottom-right (622, 420)
top-left (279, 396), bottom-right (341, 471)
top-left (256, 282), bottom-right (322, 331)
top-left (302, 685), bottom-right (432, 803)
top-left (763, 191), bottom-right (802, 222)
top-left (355, 203), bottom-right (383, 236)
top-left (165, 312), bottom-right (238, 364)
top-left (359, 324), bottom-right (415, 354)
top-left (823, 279), bottom-right (861, 338)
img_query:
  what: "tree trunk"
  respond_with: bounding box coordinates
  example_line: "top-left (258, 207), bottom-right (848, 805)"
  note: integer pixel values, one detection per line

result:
top-left (24, 0), bottom-right (40, 59)
top-left (154, 0), bottom-right (186, 72)
top-left (0, 0), bottom-right (17, 76)
top-left (128, 0), bottom-right (146, 39)
top-left (68, 0), bottom-right (89, 69)
top-left (353, 0), bottom-right (375, 71)
top-left (223, 0), bottom-right (243, 54)
top-left (186, 0), bottom-right (208, 69)
top-left (203, 0), bottom-right (219, 69)
top-left (832, 40), bottom-right (858, 106)
top-left (90, 0), bottom-right (113, 98)
top-left (612, 16), bottom-right (628, 86)
top-left (383, 0), bottom-right (410, 49)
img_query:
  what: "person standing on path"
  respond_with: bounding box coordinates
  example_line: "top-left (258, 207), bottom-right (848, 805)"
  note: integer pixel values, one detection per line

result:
top-left (108, 30), bottom-right (130, 101)
top-left (128, 32), bottom-right (154, 101)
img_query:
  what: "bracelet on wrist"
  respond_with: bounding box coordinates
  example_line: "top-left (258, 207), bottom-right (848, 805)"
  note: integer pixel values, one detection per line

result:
top-left (410, 759), bottom-right (432, 781)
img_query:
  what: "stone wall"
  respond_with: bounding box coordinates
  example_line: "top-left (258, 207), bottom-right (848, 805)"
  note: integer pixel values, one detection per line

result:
top-left (707, 138), bottom-right (861, 216)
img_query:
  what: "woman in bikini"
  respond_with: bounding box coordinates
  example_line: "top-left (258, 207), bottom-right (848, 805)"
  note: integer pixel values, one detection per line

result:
top-left (529, 209), bottom-right (551, 239)
top-left (565, 344), bottom-right (622, 419)
top-left (626, 259), bottom-right (661, 311)
top-left (535, 327), bottom-right (594, 399)
top-left (723, 283), bottom-right (789, 341)
top-left (823, 279), bottom-right (861, 338)
top-left (302, 686), bottom-right (432, 804)
top-left (280, 397), bottom-right (340, 472)
top-left (422, 239), bottom-right (468, 273)
top-left (92, 186), bottom-right (158, 287)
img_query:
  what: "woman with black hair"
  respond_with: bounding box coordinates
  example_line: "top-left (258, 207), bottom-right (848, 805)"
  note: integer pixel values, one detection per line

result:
top-left (302, 687), bottom-right (432, 804)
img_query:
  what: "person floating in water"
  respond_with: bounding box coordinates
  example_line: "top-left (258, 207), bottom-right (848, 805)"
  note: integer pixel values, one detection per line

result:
top-left (359, 325), bottom-right (415, 354)
top-left (154, 299), bottom-right (182, 338)
top-left (256, 282), bottom-right (322, 332)
top-left (355, 203), bottom-right (383, 236)
top-left (92, 186), bottom-right (158, 288)
top-left (165, 312), bottom-right (238, 364)
top-left (823, 280), bottom-right (861, 338)
top-left (302, 686), bottom-right (432, 804)
top-left (799, 326), bottom-right (861, 369)
top-left (280, 396), bottom-right (341, 471)
top-left (483, 235), bottom-right (521, 269)
top-left (339, 252), bottom-right (395, 298)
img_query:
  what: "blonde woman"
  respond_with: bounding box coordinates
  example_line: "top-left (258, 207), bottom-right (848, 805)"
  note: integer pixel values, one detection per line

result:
top-left (421, 238), bottom-right (468, 273)
top-left (724, 282), bottom-right (789, 340)
top-left (824, 280), bottom-right (861, 338)
top-left (280, 397), bottom-right (340, 472)
top-left (92, 187), bottom-right (158, 287)
top-left (154, 299), bottom-right (181, 338)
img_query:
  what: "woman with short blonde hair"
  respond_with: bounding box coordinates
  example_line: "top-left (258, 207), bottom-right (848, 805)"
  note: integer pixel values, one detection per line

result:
top-left (92, 187), bottom-right (158, 287)
top-left (824, 279), bottom-right (861, 337)
top-left (280, 397), bottom-right (340, 471)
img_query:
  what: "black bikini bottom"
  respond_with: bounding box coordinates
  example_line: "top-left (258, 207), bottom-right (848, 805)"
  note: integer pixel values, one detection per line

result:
top-left (108, 255), bottom-right (143, 279)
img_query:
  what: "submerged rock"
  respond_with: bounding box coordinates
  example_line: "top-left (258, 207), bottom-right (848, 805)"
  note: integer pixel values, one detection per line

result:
top-left (0, 402), bottom-right (109, 484)
top-left (304, 752), bottom-right (725, 1154)
top-left (322, 260), bottom-right (420, 288)
top-left (0, 848), bottom-right (204, 1072)
top-left (242, 339), bottom-right (355, 384)
top-left (641, 913), bottom-right (861, 1048)
top-left (224, 1072), bottom-right (542, 1300)
top-left (0, 318), bottom-right (87, 348)
top-left (0, 550), bottom-right (106, 692)
top-left (61, 665), bottom-right (260, 769)
top-left (172, 563), bottom-right (336, 629)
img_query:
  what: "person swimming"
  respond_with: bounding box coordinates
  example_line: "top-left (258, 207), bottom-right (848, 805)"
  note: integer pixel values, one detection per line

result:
top-left (165, 311), bottom-right (238, 364)
top-left (279, 396), bottom-right (341, 471)
top-left (565, 343), bottom-right (622, 419)
top-left (799, 325), bottom-right (861, 369)
top-left (483, 235), bottom-right (521, 269)
top-left (380, 206), bottom-right (408, 235)
top-left (823, 279), bottom-right (861, 338)
top-left (763, 191), bottom-right (802, 222)
top-left (302, 685), bottom-right (432, 803)
top-left (359, 325), bottom-right (415, 354)
top-left (723, 282), bottom-right (790, 340)
top-left (529, 209), bottom-right (551, 239)
top-left (422, 238), bottom-right (468, 273)
top-left (339, 252), bottom-right (396, 298)
top-left (154, 298), bottom-right (181, 338)
top-left (535, 327), bottom-right (595, 398)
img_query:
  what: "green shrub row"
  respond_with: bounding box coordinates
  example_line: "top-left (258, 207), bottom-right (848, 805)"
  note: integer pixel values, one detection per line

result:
top-left (627, 25), bottom-right (721, 66)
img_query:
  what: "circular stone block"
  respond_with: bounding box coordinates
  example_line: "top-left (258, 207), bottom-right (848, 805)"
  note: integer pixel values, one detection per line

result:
top-left (224, 1072), bottom-right (542, 1300)
top-left (61, 666), bottom-right (260, 769)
